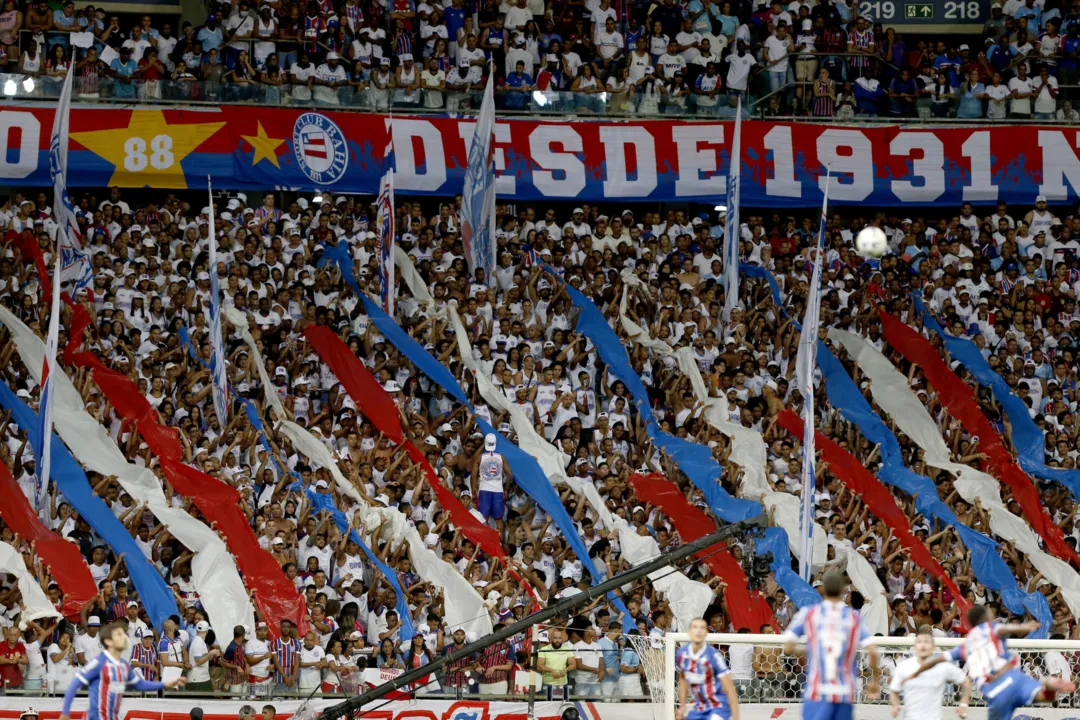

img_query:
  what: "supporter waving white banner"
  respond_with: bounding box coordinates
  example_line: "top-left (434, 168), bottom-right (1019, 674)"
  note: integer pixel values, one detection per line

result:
top-left (224, 308), bottom-right (492, 638)
top-left (831, 328), bottom-right (1080, 618)
top-left (0, 307), bottom-right (256, 634)
top-left (449, 306), bottom-right (714, 628)
top-left (0, 540), bottom-right (62, 623)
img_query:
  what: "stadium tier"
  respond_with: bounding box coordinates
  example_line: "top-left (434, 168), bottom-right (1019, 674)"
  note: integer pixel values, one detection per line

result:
top-left (4, 0), bottom-right (1080, 712)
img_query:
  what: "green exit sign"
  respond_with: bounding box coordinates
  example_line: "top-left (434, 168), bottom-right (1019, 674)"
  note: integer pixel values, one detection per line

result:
top-left (905, 3), bottom-right (935, 17)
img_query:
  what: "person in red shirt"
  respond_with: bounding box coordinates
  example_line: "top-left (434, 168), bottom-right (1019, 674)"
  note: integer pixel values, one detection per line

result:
top-left (0, 625), bottom-right (28, 690)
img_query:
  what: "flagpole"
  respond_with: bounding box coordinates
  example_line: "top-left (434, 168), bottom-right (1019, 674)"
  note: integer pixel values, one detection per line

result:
top-left (487, 59), bottom-right (497, 288)
top-left (722, 96), bottom-right (742, 329)
top-left (207, 177), bottom-right (228, 426)
top-left (379, 113), bottom-right (396, 316)
top-left (37, 64), bottom-right (80, 520)
top-left (796, 169), bottom-right (830, 582)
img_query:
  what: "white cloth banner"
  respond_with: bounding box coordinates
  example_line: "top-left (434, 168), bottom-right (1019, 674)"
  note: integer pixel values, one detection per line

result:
top-left (226, 310), bottom-right (492, 638)
top-left (393, 246), bottom-right (438, 319)
top-left (830, 328), bottom-right (1080, 618)
top-left (223, 307), bottom-right (286, 420)
top-left (826, 538), bottom-right (888, 634)
top-left (450, 306), bottom-right (713, 629)
top-left (0, 540), bottom-right (62, 623)
top-left (0, 307), bottom-right (255, 634)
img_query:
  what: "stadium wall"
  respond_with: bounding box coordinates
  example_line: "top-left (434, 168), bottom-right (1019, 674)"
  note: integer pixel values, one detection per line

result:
top-left (0, 698), bottom-right (1073, 720)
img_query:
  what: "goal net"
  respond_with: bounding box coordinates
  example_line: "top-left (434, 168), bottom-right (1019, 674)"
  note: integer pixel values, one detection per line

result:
top-left (627, 632), bottom-right (1080, 720)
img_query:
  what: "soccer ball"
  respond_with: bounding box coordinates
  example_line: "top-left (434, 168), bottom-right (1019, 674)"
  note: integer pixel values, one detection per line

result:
top-left (855, 226), bottom-right (888, 258)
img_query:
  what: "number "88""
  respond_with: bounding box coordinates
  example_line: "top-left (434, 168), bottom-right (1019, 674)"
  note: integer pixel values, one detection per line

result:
top-left (123, 134), bottom-right (174, 172)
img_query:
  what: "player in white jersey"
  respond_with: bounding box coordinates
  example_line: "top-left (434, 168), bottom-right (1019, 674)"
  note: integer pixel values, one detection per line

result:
top-left (472, 433), bottom-right (513, 531)
top-left (904, 605), bottom-right (1074, 720)
top-left (890, 626), bottom-right (971, 720)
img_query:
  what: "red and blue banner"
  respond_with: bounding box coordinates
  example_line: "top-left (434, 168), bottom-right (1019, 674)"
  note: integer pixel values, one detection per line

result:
top-left (7, 106), bottom-right (1080, 205)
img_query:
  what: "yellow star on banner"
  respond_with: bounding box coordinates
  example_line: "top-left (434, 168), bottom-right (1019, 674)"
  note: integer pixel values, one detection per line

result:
top-left (242, 121), bottom-right (286, 168)
top-left (70, 109), bottom-right (226, 189)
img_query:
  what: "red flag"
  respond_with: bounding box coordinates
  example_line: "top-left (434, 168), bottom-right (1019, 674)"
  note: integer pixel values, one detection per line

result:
top-left (628, 472), bottom-right (776, 631)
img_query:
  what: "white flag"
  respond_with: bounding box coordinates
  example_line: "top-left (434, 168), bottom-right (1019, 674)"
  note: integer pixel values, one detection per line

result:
top-left (49, 66), bottom-right (92, 294)
top-left (461, 72), bottom-right (497, 286)
top-left (722, 97), bottom-right (742, 325)
top-left (207, 179), bottom-right (228, 425)
top-left (796, 171), bottom-right (829, 581)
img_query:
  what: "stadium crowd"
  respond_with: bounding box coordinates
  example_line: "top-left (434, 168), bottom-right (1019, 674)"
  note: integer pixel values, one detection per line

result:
top-left (3, 0), bottom-right (1080, 116)
top-left (0, 183), bottom-right (1076, 702)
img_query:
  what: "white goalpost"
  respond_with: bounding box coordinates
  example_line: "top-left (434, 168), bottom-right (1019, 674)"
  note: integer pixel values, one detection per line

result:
top-left (624, 632), bottom-right (1080, 720)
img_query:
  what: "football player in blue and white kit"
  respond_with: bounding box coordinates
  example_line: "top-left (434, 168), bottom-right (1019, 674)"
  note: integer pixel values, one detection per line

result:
top-left (58, 622), bottom-right (187, 720)
top-left (675, 618), bottom-right (740, 720)
top-left (782, 572), bottom-right (881, 720)
top-left (904, 605), bottom-right (1075, 720)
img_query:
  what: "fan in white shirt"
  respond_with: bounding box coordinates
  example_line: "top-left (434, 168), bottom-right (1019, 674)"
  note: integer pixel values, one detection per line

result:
top-left (890, 628), bottom-right (971, 720)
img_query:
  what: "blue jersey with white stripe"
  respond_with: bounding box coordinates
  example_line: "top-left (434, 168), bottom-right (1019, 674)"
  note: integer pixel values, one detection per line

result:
top-left (783, 599), bottom-right (871, 703)
top-left (947, 621), bottom-right (1019, 689)
top-left (62, 652), bottom-right (163, 720)
top-left (676, 644), bottom-right (730, 712)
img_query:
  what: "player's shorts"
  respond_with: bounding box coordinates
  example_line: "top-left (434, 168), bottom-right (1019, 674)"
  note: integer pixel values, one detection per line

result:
top-left (802, 701), bottom-right (853, 720)
top-left (687, 707), bottom-right (731, 720)
top-left (983, 669), bottom-right (1043, 720)
top-left (479, 490), bottom-right (505, 519)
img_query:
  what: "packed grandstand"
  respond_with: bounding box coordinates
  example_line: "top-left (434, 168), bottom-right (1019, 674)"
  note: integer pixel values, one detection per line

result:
top-left (2, 0), bottom-right (1080, 706)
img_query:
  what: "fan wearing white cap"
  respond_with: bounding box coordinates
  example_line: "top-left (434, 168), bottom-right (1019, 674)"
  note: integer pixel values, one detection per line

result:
top-left (74, 617), bottom-right (104, 667)
top-left (563, 207), bottom-right (592, 239)
top-left (471, 433), bottom-right (513, 531)
top-left (1024, 195), bottom-right (1057, 239)
top-left (314, 51), bottom-right (348, 104)
top-left (186, 621), bottom-right (217, 693)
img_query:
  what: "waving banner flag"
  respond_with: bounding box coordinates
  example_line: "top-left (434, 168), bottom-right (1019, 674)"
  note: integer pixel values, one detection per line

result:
top-left (160, 459), bottom-right (305, 634)
top-left (722, 99), bottom-right (741, 325)
top-left (629, 472), bottom-right (776, 631)
top-left (226, 310), bottom-right (481, 637)
top-left (0, 305), bottom-right (255, 635)
top-left (0, 381), bottom-right (177, 629)
top-left (0, 541), bottom-right (62, 624)
top-left (915, 298), bottom-right (1080, 499)
top-left (207, 180), bottom-right (228, 425)
top-left (461, 72), bottom-right (497, 284)
top-left (820, 330), bottom-right (1049, 634)
top-left (303, 326), bottom-right (510, 565)
top-left (318, 254), bottom-right (630, 622)
top-left (546, 269), bottom-right (822, 613)
top-left (830, 327), bottom-right (1056, 630)
top-left (794, 174), bottom-right (828, 581)
top-left (298, 485), bottom-right (415, 642)
top-left (62, 298), bottom-right (108, 373)
top-left (48, 66), bottom-right (92, 294)
top-left (0, 461), bottom-right (96, 618)
top-left (777, 405), bottom-right (966, 612)
top-left (880, 309), bottom-right (1080, 570)
top-left (377, 131), bottom-right (396, 315)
